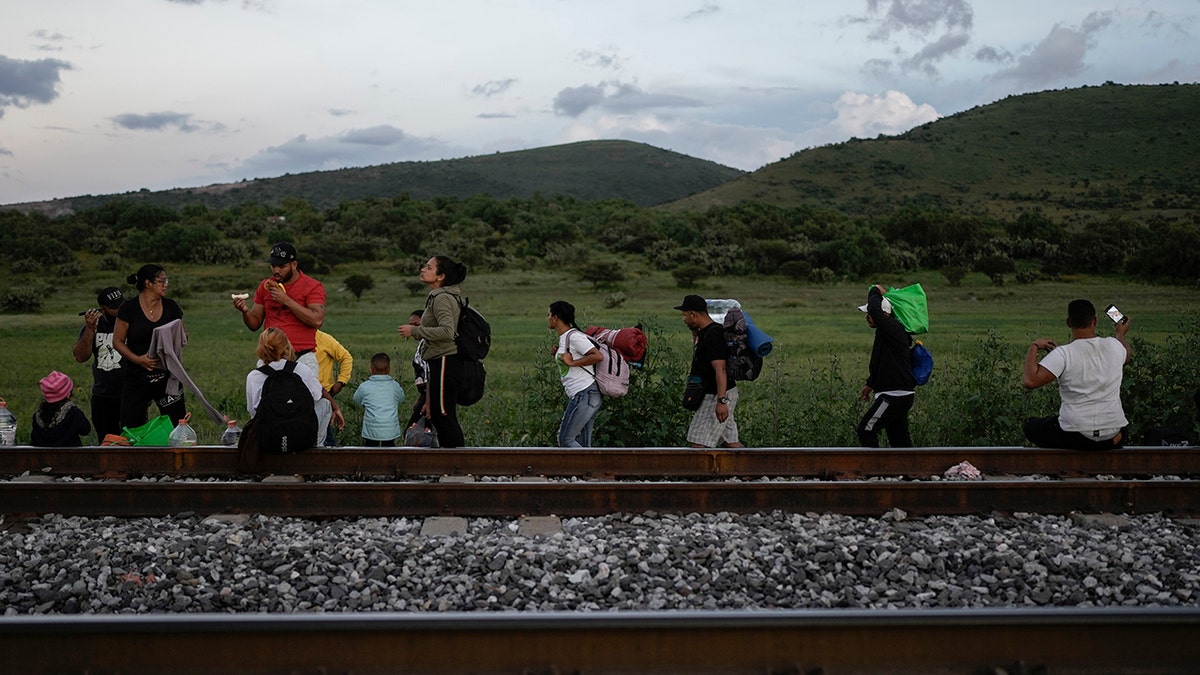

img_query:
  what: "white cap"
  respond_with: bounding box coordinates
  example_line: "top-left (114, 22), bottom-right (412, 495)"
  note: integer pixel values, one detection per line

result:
top-left (858, 297), bottom-right (892, 314)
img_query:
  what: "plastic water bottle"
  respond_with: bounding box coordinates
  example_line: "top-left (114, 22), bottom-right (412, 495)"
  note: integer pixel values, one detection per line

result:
top-left (0, 398), bottom-right (16, 446)
top-left (220, 419), bottom-right (242, 446)
top-left (168, 417), bottom-right (198, 447)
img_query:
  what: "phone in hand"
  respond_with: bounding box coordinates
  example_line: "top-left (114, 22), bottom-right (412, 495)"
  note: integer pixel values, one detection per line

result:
top-left (1105, 304), bottom-right (1127, 324)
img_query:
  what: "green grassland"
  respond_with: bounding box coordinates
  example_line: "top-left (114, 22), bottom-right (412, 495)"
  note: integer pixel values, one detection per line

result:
top-left (668, 83), bottom-right (1200, 221)
top-left (2, 260), bottom-right (1194, 447)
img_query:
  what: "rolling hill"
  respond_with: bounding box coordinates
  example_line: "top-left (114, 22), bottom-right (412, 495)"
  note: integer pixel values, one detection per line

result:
top-left (667, 83), bottom-right (1200, 220)
top-left (6, 140), bottom-right (744, 216)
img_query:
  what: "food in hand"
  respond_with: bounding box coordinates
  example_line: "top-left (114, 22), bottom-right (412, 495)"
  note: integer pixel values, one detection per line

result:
top-left (231, 293), bottom-right (249, 300)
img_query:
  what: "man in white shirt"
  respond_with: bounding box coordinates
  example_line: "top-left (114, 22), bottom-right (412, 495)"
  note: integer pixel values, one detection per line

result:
top-left (1022, 299), bottom-right (1131, 449)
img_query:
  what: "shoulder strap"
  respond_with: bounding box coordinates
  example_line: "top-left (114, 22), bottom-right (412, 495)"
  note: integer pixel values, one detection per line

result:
top-left (257, 364), bottom-right (274, 376)
top-left (283, 360), bottom-right (298, 374)
top-left (563, 328), bottom-right (599, 379)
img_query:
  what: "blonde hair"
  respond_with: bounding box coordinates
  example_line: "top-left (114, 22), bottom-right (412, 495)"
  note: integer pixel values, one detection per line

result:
top-left (256, 327), bottom-right (297, 363)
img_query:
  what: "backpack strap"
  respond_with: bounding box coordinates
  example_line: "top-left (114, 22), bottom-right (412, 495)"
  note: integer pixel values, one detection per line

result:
top-left (257, 360), bottom-right (299, 377)
top-left (565, 328), bottom-right (600, 381)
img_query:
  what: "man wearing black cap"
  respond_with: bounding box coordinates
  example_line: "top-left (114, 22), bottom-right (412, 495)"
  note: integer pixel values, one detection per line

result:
top-left (233, 242), bottom-right (342, 440)
top-left (233, 242), bottom-right (327, 354)
top-left (73, 286), bottom-right (126, 440)
top-left (676, 294), bottom-right (743, 448)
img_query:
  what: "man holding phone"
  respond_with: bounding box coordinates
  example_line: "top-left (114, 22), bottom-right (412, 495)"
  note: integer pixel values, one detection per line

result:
top-left (72, 287), bottom-right (126, 440)
top-left (1022, 298), bottom-right (1132, 450)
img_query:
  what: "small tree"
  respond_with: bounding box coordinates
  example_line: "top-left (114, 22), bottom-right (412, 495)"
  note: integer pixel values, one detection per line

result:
top-left (577, 261), bottom-right (626, 289)
top-left (405, 279), bottom-right (426, 296)
top-left (344, 274), bottom-right (375, 300)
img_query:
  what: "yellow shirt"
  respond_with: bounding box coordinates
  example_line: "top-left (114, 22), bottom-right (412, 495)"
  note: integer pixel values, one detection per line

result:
top-left (314, 330), bottom-right (354, 391)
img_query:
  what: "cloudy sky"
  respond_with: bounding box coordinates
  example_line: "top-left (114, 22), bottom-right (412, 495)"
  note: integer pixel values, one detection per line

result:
top-left (1, 0), bottom-right (1197, 205)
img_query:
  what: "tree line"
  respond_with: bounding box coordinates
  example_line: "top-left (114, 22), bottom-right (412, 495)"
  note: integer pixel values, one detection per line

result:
top-left (2, 193), bottom-right (1198, 310)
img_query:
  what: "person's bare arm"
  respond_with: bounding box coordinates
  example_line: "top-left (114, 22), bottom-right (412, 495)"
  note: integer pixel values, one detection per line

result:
top-left (1022, 338), bottom-right (1057, 389)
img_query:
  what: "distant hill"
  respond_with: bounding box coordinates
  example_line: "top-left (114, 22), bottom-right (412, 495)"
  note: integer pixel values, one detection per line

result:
top-left (6, 140), bottom-right (744, 216)
top-left (667, 83), bottom-right (1200, 219)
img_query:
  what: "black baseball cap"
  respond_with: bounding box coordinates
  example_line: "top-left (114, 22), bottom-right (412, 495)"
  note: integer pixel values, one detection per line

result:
top-left (266, 241), bottom-right (298, 265)
top-left (97, 287), bottom-right (125, 309)
top-left (673, 294), bottom-right (708, 312)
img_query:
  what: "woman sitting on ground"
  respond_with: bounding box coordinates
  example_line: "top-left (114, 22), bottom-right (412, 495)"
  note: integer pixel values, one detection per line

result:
top-left (245, 327), bottom-right (343, 446)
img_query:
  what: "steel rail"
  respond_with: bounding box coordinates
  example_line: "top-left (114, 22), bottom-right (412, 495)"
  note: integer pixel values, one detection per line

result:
top-left (2, 445), bottom-right (1196, 479)
top-left (2, 608), bottom-right (1197, 674)
top-left (2, 479), bottom-right (1197, 517)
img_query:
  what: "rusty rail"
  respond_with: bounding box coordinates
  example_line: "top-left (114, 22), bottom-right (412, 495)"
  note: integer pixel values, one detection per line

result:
top-left (2, 445), bottom-right (1196, 479)
top-left (2, 608), bottom-right (1197, 674)
top-left (3, 478), bottom-right (1197, 517)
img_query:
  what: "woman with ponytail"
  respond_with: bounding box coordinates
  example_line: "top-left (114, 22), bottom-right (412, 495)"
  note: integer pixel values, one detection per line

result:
top-left (112, 263), bottom-right (187, 429)
top-left (397, 255), bottom-right (468, 447)
top-left (548, 300), bottom-right (603, 447)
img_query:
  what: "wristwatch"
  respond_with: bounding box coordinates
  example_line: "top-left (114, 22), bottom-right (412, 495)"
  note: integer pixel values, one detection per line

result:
top-left (717, 396), bottom-right (730, 404)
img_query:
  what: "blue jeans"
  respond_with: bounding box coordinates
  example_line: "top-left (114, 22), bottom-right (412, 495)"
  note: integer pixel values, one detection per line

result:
top-left (557, 383), bottom-right (602, 447)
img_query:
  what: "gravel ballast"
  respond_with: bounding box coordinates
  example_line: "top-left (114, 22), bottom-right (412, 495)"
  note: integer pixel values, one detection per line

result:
top-left (2, 511), bottom-right (1198, 614)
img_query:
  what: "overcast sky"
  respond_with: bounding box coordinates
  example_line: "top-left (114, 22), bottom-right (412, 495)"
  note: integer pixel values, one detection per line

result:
top-left (1, 0), bottom-right (1197, 205)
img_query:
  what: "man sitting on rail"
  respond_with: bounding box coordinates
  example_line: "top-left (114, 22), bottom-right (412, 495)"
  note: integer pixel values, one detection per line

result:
top-left (1022, 299), bottom-right (1131, 450)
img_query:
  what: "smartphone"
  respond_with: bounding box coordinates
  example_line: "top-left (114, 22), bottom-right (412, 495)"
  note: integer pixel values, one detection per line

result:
top-left (77, 308), bottom-right (100, 316)
top-left (1104, 304), bottom-right (1126, 324)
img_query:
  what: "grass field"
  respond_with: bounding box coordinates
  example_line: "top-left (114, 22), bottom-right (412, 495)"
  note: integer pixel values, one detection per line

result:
top-left (1, 260), bottom-right (1195, 447)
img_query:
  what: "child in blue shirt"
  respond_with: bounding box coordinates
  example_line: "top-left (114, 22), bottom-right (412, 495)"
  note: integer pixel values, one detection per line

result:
top-left (352, 353), bottom-right (405, 446)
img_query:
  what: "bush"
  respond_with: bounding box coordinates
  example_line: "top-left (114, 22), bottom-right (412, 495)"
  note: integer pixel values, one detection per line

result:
top-left (604, 292), bottom-right (626, 309)
top-left (1, 288), bottom-right (44, 314)
top-left (671, 264), bottom-right (707, 289)
top-left (405, 279), bottom-right (426, 296)
top-left (344, 274), bottom-right (375, 299)
top-left (577, 261), bottom-right (626, 289)
top-left (99, 254), bottom-right (123, 271)
top-left (9, 259), bottom-right (41, 275)
top-left (780, 260), bottom-right (812, 281)
top-left (809, 267), bottom-right (835, 283)
top-left (515, 318), bottom-right (692, 447)
top-left (1015, 270), bottom-right (1038, 284)
top-left (941, 264), bottom-right (968, 286)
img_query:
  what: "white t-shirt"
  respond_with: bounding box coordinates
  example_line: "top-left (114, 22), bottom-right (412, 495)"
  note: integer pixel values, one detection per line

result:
top-left (557, 330), bottom-right (597, 397)
top-left (245, 359), bottom-right (324, 416)
top-left (1039, 336), bottom-right (1128, 435)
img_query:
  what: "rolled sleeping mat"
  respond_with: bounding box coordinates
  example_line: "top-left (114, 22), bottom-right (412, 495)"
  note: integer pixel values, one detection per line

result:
top-left (743, 312), bottom-right (774, 357)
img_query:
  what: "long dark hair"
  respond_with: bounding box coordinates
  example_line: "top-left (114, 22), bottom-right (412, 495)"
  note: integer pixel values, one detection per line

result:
top-left (433, 255), bottom-right (468, 286)
top-left (549, 300), bottom-right (579, 330)
top-left (127, 264), bottom-right (165, 291)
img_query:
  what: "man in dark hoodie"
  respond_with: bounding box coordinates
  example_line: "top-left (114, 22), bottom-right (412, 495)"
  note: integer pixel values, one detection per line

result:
top-left (856, 284), bottom-right (915, 447)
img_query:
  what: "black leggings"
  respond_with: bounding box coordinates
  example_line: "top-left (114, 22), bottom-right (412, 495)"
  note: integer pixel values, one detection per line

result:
top-left (426, 354), bottom-right (465, 448)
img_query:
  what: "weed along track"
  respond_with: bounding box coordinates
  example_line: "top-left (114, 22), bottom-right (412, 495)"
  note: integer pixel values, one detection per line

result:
top-left (4, 445), bottom-right (1200, 673)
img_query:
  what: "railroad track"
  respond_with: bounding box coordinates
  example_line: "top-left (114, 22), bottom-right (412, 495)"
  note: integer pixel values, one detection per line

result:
top-left (3, 446), bottom-right (1198, 517)
top-left (2, 608), bottom-right (1198, 674)
top-left (4, 445), bottom-right (1197, 479)
top-left (5, 447), bottom-right (1199, 673)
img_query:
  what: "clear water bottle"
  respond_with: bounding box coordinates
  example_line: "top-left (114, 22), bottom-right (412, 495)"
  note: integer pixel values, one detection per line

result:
top-left (0, 398), bottom-right (16, 446)
top-left (220, 419), bottom-right (242, 446)
top-left (168, 417), bottom-right (197, 447)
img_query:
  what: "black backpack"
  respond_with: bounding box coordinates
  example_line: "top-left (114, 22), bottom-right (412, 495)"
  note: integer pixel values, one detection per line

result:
top-left (252, 360), bottom-right (318, 454)
top-left (455, 297), bottom-right (491, 362)
top-left (723, 306), bottom-right (762, 382)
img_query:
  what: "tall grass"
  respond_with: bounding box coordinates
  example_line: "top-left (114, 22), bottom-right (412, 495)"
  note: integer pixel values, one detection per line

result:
top-left (1, 263), bottom-right (1196, 446)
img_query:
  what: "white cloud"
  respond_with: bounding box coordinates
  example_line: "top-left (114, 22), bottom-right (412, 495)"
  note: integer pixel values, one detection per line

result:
top-left (827, 90), bottom-right (940, 139)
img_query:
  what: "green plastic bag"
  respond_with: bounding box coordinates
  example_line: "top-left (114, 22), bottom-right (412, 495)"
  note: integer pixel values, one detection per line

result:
top-left (885, 284), bottom-right (929, 335)
top-left (122, 415), bottom-right (174, 446)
